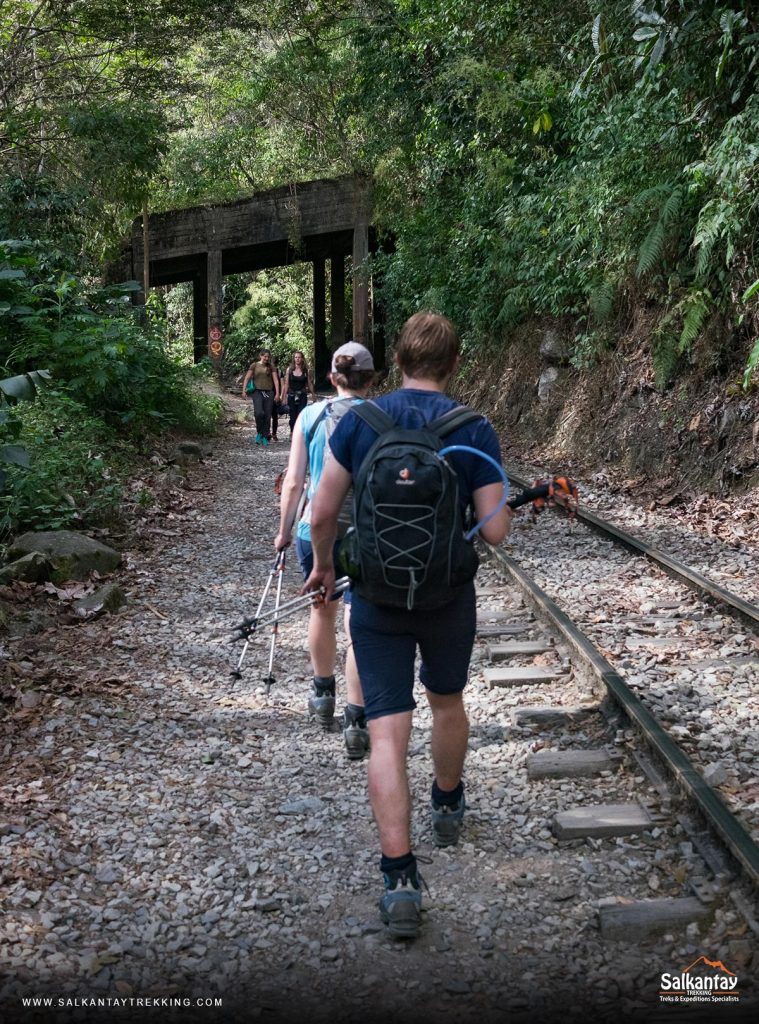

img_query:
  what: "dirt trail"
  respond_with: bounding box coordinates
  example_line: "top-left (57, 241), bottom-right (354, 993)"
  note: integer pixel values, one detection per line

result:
top-left (2, 396), bottom-right (750, 1024)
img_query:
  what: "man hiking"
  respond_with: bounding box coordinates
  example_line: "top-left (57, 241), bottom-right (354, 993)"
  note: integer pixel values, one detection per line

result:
top-left (304, 312), bottom-right (511, 938)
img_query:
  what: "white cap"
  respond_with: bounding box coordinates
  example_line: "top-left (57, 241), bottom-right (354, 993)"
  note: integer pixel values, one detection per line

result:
top-left (331, 341), bottom-right (374, 372)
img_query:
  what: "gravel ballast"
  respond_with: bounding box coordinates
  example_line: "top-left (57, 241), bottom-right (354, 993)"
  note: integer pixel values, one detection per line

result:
top-left (1, 396), bottom-right (757, 1024)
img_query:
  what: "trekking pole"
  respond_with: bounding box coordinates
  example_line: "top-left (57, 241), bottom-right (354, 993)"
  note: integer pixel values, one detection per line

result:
top-left (263, 548), bottom-right (286, 693)
top-left (230, 550), bottom-right (284, 680)
top-left (230, 576), bottom-right (351, 680)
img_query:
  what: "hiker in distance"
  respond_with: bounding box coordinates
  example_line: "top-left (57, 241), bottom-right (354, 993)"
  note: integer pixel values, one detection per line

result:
top-left (280, 350), bottom-right (316, 431)
top-left (274, 342), bottom-right (375, 760)
top-left (242, 347), bottom-right (279, 446)
top-left (304, 312), bottom-right (511, 939)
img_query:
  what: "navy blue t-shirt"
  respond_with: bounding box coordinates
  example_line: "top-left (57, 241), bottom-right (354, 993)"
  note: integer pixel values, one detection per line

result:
top-left (329, 389), bottom-right (503, 507)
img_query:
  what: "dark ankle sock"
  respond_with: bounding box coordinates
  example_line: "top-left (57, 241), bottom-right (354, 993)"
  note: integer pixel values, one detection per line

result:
top-left (432, 779), bottom-right (464, 807)
top-left (380, 851), bottom-right (416, 875)
top-left (344, 703), bottom-right (366, 727)
top-left (313, 675), bottom-right (335, 695)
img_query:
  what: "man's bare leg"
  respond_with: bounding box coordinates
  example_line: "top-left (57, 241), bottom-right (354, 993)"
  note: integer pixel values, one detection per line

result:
top-left (367, 711), bottom-right (413, 856)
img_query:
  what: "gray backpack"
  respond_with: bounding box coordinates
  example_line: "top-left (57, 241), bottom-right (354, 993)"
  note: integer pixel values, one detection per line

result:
top-left (301, 397), bottom-right (361, 537)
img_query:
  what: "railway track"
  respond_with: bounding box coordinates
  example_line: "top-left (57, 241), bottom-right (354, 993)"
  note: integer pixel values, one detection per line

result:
top-left (466, 480), bottom-right (759, 960)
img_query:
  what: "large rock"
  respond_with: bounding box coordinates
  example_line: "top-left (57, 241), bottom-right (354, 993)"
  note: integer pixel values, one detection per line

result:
top-left (168, 441), bottom-right (211, 464)
top-left (73, 582), bottom-right (127, 618)
top-left (539, 330), bottom-right (570, 364)
top-left (7, 531), bottom-right (121, 582)
top-left (538, 366), bottom-right (560, 402)
top-left (0, 552), bottom-right (52, 585)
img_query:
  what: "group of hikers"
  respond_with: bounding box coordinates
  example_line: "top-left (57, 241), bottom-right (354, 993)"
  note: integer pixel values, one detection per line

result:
top-left (246, 313), bottom-right (513, 940)
top-left (241, 348), bottom-right (315, 445)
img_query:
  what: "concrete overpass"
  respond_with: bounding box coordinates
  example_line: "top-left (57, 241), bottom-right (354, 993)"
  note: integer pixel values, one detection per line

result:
top-left (128, 175), bottom-right (383, 381)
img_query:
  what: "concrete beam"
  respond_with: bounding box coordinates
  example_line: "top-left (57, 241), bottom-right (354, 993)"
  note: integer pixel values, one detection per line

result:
top-left (527, 749), bottom-right (614, 779)
top-left (131, 177), bottom-right (362, 264)
top-left (352, 219), bottom-right (369, 346)
top-left (598, 897), bottom-right (711, 942)
top-left (192, 263), bottom-right (207, 365)
top-left (553, 803), bottom-right (653, 839)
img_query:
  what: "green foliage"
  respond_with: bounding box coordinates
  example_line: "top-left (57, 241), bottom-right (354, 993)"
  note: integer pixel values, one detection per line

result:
top-left (589, 281), bottom-right (616, 324)
top-left (0, 391), bottom-right (130, 536)
top-left (635, 186), bottom-right (685, 278)
top-left (652, 333), bottom-right (681, 392)
top-left (0, 240), bottom-right (222, 437)
top-left (5, 0), bottom-right (759, 423)
top-left (224, 267), bottom-right (314, 374)
top-left (741, 276), bottom-right (759, 390)
top-left (651, 286), bottom-right (714, 389)
top-left (570, 331), bottom-right (613, 370)
top-left (678, 290), bottom-right (712, 354)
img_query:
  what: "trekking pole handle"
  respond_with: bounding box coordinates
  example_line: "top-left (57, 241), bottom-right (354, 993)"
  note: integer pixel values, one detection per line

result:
top-left (437, 445), bottom-right (510, 541)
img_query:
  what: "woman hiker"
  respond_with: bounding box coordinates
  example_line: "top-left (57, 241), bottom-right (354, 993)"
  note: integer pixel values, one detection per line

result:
top-left (281, 350), bottom-right (315, 432)
top-left (274, 342), bottom-right (375, 760)
top-left (242, 348), bottom-right (279, 446)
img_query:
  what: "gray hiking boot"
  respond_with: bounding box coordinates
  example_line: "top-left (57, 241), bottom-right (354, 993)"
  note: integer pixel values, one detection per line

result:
top-left (379, 865), bottom-right (425, 940)
top-left (308, 678), bottom-right (335, 727)
top-left (343, 722), bottom-right (370, 760)
top-left (343, 704), bottom-right (369, 760)
top-left (431, 792), bottom-right (466, 847)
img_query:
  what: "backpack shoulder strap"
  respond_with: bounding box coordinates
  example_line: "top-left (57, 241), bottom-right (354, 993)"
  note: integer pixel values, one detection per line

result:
top-left (353, 401), bottom-right (396, 436)
top-left (302, 402), bottom-right (331, 450)
top-left (427, 406), bottom-right (482, 438)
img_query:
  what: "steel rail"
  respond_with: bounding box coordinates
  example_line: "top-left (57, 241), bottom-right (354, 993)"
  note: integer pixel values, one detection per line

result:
top-left (485, 542), bottom-right (759, 888)
top-left (507, 467), bottom-right (759, 632)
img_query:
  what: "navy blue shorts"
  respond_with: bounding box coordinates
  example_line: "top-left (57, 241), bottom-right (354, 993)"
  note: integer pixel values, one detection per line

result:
top-left (349, 583), bottom-right (476, 720)
top-left (295, 535), bottom-right (351, 605)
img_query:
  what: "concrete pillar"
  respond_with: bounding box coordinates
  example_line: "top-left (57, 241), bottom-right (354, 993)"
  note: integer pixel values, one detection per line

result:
top-left (371, 275), bottom-right (386, 372)
top-left (352, 218), bottom-right (369, 347)
top-left (330, 254), bottom-right (346, 349)
top-left (207, 249), bottom-right (223, 368)
top-left (192, 258), bottom-right (207, 364)
top-left (313, 257), bottom-right (329, 389)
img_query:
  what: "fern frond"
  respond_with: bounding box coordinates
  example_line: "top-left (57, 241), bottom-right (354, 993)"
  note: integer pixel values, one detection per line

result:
top-left (678, 290), bottom-right (711, 352)
top-left (636, 183), bottom-right (686, 277)
top-left (743, 336), bottom-right (759, 390)
top-left (637, 218), bottom-right (666, 276)
top-left (693, 198), bottom-right (723, 280)
top-left (589, 280), bottom-right (615, 322)
top-left (627, 183), bottom-right (673, 213)
top-left (660, 186), bottom-right (683, 226)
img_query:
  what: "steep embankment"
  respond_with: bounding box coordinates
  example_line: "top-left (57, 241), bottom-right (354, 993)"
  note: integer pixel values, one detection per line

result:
top-left (457, 319), bottom-right (759, 505)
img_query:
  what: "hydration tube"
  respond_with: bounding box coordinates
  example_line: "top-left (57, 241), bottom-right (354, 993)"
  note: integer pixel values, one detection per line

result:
top-left (438, 445), bottom-right (510, 541)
